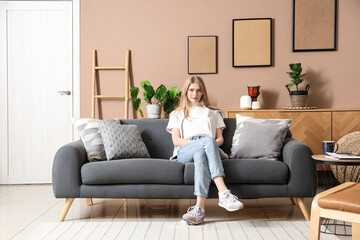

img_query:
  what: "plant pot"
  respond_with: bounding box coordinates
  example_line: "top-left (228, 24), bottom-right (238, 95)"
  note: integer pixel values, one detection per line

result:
top-left (146, 104), bottom-right (161, 119)
top-left (290, 95), bottom-right (307, 107)
top-left (286, 85), bottom-right (310, 107)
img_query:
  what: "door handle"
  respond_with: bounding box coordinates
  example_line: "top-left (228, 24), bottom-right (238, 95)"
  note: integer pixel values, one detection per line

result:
top-left (57, 90), bottom-right (71, 95)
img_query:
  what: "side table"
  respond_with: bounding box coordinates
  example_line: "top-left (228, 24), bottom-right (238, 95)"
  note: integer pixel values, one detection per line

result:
top-left (312, 155), bottom-right (360, 236)
top-left (312, 155), bottom-right (360, 186)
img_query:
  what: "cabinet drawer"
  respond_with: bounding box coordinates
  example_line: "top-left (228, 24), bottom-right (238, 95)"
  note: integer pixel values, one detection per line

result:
top-left (332, 112), bottom-right (360, 142)
top-left (279, 112), bottom-right (331, 154)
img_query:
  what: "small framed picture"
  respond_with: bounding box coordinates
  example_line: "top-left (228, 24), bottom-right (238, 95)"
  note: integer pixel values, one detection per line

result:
top-left (232, 18), bottom-right (272, 67)
top-left (188, 35), bottom-right (217, 74)
top-left (293, 0), bottom-right (337, 51)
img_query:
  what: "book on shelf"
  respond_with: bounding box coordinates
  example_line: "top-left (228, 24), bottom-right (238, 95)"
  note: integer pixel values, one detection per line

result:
top-left (325, 152), bottom-right (360, 159)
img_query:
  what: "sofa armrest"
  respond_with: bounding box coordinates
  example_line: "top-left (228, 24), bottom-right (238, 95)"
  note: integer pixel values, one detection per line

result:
top-left (282, 139), bottom-right (317, 197)
top-left (52, 140), bottom-right (87, 198)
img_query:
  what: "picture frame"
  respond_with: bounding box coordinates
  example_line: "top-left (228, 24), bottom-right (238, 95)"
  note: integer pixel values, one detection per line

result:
top-left (232, 18), bottom-right (272, 67)
top-left (188, 35), bottom-right (217, 74)
top-left (293, 0), bottom-right (337, 52)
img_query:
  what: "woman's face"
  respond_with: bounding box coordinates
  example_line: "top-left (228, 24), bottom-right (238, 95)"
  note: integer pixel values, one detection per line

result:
top-left (187, 83), bottom-right (203, 103)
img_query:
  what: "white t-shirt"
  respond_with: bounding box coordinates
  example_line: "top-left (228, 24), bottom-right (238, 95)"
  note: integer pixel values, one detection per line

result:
top-left (166, 103), bottom-right (226, 159)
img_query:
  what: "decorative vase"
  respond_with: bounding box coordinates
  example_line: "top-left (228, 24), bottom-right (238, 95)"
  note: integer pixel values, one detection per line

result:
top-left (247, 86), bottom-right (260, 102)
top-left (286, 84), bottom-right (310, 107)
top-left (251, 101), bottom-right (261, 110)
top-left (240, 95), bottom-right (252, 109)
top-left (146, 104), bottom-right (161, 119)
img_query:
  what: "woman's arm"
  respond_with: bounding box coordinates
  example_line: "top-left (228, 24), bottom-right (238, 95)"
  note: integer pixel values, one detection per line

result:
top-left (215, 128), bottom-right (224, 147)
top-left (171, 128), bottom-right (193, 146)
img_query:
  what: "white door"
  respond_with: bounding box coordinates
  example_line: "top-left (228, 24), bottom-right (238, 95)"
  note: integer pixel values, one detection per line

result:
top-left (0, 1), bottom-right (74, 184)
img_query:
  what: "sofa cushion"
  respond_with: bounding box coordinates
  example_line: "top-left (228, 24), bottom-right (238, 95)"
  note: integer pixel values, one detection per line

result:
top-left (230, 115), bottom-right (292, 157)
top-left (81, 159), bottom-right (184, 184)
top-left (120, 119), bottom-right (174, 159)
top-left (73, 118), bottom-right (107, 162)
top-left (221, 118), bottom-right (292, 156)
top-left (231, 122), bottom-right (290, 159)
top-left (183, 158), bottom-right (289, 184)
top-left (98, 120), bottom-right (150, 160)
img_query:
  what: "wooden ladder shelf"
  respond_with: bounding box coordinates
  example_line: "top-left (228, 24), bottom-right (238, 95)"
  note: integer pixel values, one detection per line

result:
top-left (91, 49), bottom-right (130, 119)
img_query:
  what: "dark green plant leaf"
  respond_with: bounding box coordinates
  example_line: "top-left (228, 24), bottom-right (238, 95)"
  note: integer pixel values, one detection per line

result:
top-left (163, 99), bottom-right (174, 114)
top-left (130, 87), bottom-right (139, 99)
top-left (163, 88), bottom-right (181, 114)
top-left (133, 98), bottom-right (141, 110)
top-left (286, 83), bottom-right (295, 88)
top-left (154, 84), bottom-right (167, 103)
top-left (142, 83), bottom-right (154, 104)
top-left (168, 87), bottom-right (178, 99)
top-left (140, 80), bottom-right (150, 88)
top-left (130, 87), bottom-right (141, 111)
top-left (294, 79), bottom-right (302, 85)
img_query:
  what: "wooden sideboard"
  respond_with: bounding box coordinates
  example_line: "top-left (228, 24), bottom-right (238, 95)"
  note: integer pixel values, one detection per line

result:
top-left (225, 109), bottom-right (360, 154)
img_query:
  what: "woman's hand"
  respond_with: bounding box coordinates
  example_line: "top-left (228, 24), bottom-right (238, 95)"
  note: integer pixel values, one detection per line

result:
top-left (171, 128), bottom-right (194, 146)
top-left (215, 128), bottom-right (224, 147)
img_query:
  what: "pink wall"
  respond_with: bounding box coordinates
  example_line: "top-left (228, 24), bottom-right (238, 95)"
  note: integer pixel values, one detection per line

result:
top-left (80, 0), bottom-right (360, 119)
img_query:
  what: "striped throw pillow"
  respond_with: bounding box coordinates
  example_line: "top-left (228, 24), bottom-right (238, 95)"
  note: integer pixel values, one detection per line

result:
top-left (74, 118), bottom-right (107, 162)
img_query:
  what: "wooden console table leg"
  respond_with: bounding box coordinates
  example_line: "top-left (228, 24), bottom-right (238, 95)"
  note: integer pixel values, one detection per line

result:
top-left (86, 198), bottom-right (93, 206)
top-left (296, 197), bottom-right (310, 221)
top-left (59, 198), bottom-right (74, 222)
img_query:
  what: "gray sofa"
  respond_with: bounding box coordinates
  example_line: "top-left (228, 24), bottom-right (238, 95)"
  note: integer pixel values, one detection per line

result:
top-left (53, 118), bottom-right (317, 221)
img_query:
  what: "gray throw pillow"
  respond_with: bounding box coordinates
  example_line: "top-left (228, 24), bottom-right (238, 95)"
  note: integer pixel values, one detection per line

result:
top-left (231, 121), bottom-right (290, 160)
top-left (231, 114), bottom-right (292, 157)
top-left (98, 120), bottom-right (150, 160)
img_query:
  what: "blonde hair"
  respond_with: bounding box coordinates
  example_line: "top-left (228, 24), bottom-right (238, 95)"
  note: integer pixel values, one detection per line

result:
top-left (175, 76), bottom-right (217, 119)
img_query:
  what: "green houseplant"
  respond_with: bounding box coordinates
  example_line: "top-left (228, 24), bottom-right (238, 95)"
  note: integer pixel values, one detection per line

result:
top-left (130, 81), bottom-right (180, 118)
top-left (163, 87), bottom-right (181, 115)
top-left (285, 63), bottom-right (309, 107)
top-left (130, 81), bottom-right (166, 118)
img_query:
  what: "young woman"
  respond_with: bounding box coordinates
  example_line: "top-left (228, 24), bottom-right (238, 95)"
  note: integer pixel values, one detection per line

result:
top-left (166, 76), bottom-right (243, 225)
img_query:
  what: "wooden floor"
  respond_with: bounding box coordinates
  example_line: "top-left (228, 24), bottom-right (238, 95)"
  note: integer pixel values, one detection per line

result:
top-left (0, 184), bottom-right (350, 240)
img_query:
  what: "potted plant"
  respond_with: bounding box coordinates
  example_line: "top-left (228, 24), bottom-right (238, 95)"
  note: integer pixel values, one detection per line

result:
top-left (130, 81), bottom-right (167, 118)
top-left (130, 82), bottom-right (181, 118)
top-left (285, 63), bottom-right (310, 107)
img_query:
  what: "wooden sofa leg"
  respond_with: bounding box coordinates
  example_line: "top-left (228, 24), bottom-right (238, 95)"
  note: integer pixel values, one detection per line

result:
top-left (86, 198), bottom-right (93, 206)
top-left (59, 198), bottom-right (74, 222)
top-left (296, 197), bottom-right (310, 221)
top-left (290, 198), bottom-right (296, 205)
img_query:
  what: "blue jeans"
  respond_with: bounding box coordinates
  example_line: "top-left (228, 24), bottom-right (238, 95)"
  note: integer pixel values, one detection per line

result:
top-left (177, 136), bottom-right (225, 198)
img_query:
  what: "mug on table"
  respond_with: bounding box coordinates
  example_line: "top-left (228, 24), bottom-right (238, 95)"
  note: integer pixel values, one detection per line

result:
top-left (322, 141), bottom-right (339, 155)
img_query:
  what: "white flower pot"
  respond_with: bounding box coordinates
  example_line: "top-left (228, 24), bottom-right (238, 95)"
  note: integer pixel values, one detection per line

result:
top-left (146, 104), bottom-right (161, 119)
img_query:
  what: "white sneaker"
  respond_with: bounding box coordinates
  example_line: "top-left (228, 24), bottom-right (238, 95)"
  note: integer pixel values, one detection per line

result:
top-left (218, 190), bottom-right (244, 211)
top-left (182, 205), bottom-right (205, 225)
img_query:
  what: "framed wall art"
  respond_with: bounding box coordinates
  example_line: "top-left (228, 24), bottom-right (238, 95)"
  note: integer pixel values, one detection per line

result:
top-left (293, 0), bottom-right (337, 51)
top-left (232, 18), bottom-right (272, 67)
top-left (188, 35), bottom-right (217, 74)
